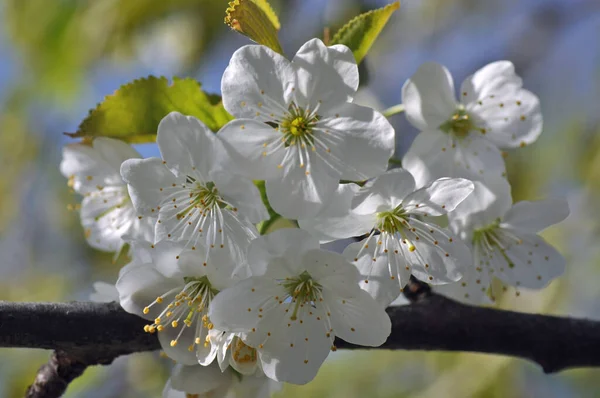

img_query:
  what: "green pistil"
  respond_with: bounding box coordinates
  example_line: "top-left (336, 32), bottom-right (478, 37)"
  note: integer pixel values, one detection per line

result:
top-left (94, 197), bottom-right (131, 221)
top-left (376, 205), bottom-right (408, 234)
top-left (281, 271), bottom-right (322, 320)
top-left (473, 219), bottom-right (515, 268)
top-left (439, 108), bottom-right (473, 138)
top-left (280, 103), bottom-right (319, 147)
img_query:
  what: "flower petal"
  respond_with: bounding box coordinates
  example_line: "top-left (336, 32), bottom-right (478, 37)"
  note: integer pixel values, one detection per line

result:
top-left (168, 363), bottom-right (233, 395)
top-left (403, 130), bottom-right (507, 188)
top-left (265, 152), bottom-right (338, 219)
top-left (460, 61), bottom-right (522, 105)
top-left (316, 103), bottom-right (394, 181)
top-left (467, 89), bottom-right (542, 148)
top-left (501, 198), bottom-right (569, 234)
top-left (352, 168), bottom-right (416, 215)
top-left (489, 233), bottom-right (565, 289)
top-left (250, 304), bottom-right (332, 385)
top-left (90, 281), bottom-right (119, 303)
top-left (211, 169), bottom-right (269, 224)
top-left (434, 266), bottom-right (492, 305)
top-left (177, 244), bottom-right (239, 291)
top-left (402, 62), bottom-right (457, 131)
top-left (343, 239), bottom-right (408, 306)
top-left (403, 177), bottom-right (474, 216)
top-left (247, 228), bottom-right (320, 276)
top-left (157, 322), bottom-right (206, 365)
top-left (157, 112), bottom-right (225, 178)
top-left (301, 249), bottom-right (361, 296)
top-left (221, 44), bottom-right (295, 119)
top-left (116, 264), bottom-right (180, 320)
top-left (121, 157), bottom-right (181, 215)
top-left (60, 137), bottom-right (139, 194)
top-left (208, 277), bottom-right (286, 333)
top-left (217, 119), bottom-right (285, 180)
top-left (322, 288), bottom-right (391, 346)
top-left (448, 178), bottom-right (513, 241)
top-left (292, 38), bottom-right (358, 106)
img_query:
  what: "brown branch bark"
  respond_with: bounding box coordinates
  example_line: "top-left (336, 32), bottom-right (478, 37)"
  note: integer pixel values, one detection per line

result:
top-left (1, 291), bottom-right (600, 397)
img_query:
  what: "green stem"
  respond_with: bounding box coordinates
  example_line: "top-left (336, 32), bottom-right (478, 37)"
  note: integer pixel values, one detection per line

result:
top-left (382, 104), bottom-right (404, 118)
top-left (388, 157), bottom-right (402, 166)
top-left (258, 214), bottom-right (282, 235)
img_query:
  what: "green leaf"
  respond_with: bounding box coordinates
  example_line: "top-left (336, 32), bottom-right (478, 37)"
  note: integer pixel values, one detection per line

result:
top-left (69, 76), bottom-right (233, 143)
top-left (225, 0), bottom-right (283, 55)
top-left (330, 1), bottom-right (400, 64)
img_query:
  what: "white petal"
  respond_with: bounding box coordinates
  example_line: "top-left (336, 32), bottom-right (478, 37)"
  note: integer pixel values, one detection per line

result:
top-left (157, 112), bottom-right (225, 178)
top-left (352, 168), bottom-right (416, 215)
top-left (501, 198), bottom-right (569, 234)
top-left (460, 61), bottom-right (522, 105)
top-left (402, 62), bottom-right (457, 131)
top-left (89, 281), bottom-right (119, 303)
top-left (169, 363), bottom-right (233, 395)
top-left (158, 322), bottom-right (206, 365)
top-left (448, 178), bottom-right (512, 241)
top-left (403, 130), bottom-right (507, 188)
top-left (217, 119), bottom-right (285, 180)
top-left (322, 288), bottom-right (390, 346)
top-left (467, 89), bottom-right (542, 148)
top-left (208, 277), bottom-right (286, 333)
top-left (228, 336), bottom-right (260, 375)
top-left (434, 266), bottom-right (492, 305)
top-left (292, 38), bottom-right (358, 106)
top-left (265, 153), bottom-right (338, 219)
top-left (116, 265), bottom-right (180, 320)
top-left (490, 233), bottom-right (565, 289)
top-left (251, 304), bottom-right (332, 385)
top-left (403, 177), bottom-right (474, 216)
top-left (399, 219), bottom-right (471, 284)
top-left (301, 249), bottom-right (361, 296)
top-left (146, 241), bottom-right (188, 279)
top-left (177, 245), bottom-right (239, 291)
top-left (221, 44), bottom-right (295, 119)
top-left (316, 103), bottom-right (394, 181)
top-left (343, 240), bottom-right (407, 306)
top-left (246, 228), bottom-right (320, 276)
top-left (120, 157), bottom-right (181, 215)
top-left (211, 170), bottom-right (268, 224)
top-left (60, 137), bottom-right (139, 194)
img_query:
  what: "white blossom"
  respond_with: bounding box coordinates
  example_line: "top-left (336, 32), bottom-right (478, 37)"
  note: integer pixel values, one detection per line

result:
top-left (60, 137), bottom-right (155, 254)
top-left (442, 178), bottom-right (569, 303)
top-left (121, 112), bottom-right (268, 264)
top-left (116, 240), bottom-right (237, 365)
top-left (402, 61), bottom-right (542, 187)
top-left (163, 362), bottom-right (282, 398)
top-left (300, 169), bottom-right (474, 306)
top-left (208, 228), bottom-right (391, 385)
top-left (218, 38), bottom-right (395, 219)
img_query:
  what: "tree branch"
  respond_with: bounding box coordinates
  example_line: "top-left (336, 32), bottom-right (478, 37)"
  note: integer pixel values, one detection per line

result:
top-left (2, 294), bottom-right (600, 397)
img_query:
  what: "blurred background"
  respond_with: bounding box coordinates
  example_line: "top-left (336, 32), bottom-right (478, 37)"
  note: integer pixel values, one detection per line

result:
top-left (1, 0), bottom-right (599, 396)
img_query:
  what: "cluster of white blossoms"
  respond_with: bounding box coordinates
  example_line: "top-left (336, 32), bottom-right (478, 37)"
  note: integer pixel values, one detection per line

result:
top-left (62, 38), bottom-right (569, 394)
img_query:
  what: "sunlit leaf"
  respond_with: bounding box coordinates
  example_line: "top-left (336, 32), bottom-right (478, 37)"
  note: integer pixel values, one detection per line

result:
top-left (330, 1), bottom-right (400, 64)
top-left (225, 0), bottom-right (283, 54)
top-left (68, 76), bottom-right (233, 143)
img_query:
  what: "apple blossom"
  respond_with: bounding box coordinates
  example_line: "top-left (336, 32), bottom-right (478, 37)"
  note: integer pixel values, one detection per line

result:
top-left (208, 228), bottom-right (391, 384)
top-left (60, 137), bottom-right (155, 254)
top-left (402, 61), bottom-right (541, 187)
top-left (218, 38), bottom-right (395, 219)
top-left (442, 178), bottom-right (569, 303)
top-left (121, 112), bottom-right (268, 264)
top-left (300, 169), bottom-right (474, 305)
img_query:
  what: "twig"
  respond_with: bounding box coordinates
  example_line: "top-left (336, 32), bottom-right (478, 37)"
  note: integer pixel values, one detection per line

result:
top-left (1, 296), bottom-right (600, 397)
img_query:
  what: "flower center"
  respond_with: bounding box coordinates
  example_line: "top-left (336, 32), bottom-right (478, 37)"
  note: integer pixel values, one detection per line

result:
top-left (376, 205), bottom-right (409, 235)
top-left (231, 336), bottom-right (258, 366)
top-left (440, 109), bottom-right (473, 139)
top-left (142, 276), bottom-right (219, 351)
top-left (280, 103), bottom-right (319, 147)
top-left (280, 271), bottom-right (323, 320)
top-left (473, 219), bottom-right (520, 268)
top-left (176, 179), bottom-right (227, 221)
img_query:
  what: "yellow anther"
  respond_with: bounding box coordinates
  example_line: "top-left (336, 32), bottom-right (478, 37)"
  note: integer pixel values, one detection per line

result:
top-left (408, 245), bottom-right (416, 252)
top-left (170, 340), bottom-right (178, 347)
top-left (171, 321), bottom-right (179, 328)
top-left (148, 326), bottom-right (156, 334)
top-left (143, 307), bottom-right (150, 314)
top-left (157, 325), bottom-right (164, 332)
top-left (156, 296), bottom-right (163, 303)
top-left (195, 337), bottom-right (202, 344)
top-left (143, 325), bottom-right (150, 333)
top-left (166, 311), bottom-right (173, 317)
top-left (188, 344), bottom-right (194, 352)
top-left (155, 317), bottom-right (162, 324)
